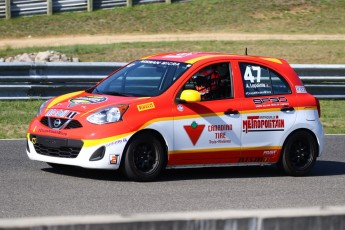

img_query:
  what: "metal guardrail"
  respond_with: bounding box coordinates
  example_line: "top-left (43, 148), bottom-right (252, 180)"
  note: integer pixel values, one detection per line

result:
top-left (0, 62), bottom-right (125, 99)
top-left (292, 64), bottom-right (345, 99)
top-left (0, 62), bottom-right (344, 100)
top-left (1, 0), bottom-right (182, 19)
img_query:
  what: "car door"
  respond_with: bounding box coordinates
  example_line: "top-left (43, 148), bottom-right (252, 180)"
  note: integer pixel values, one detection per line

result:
top-left (237, 61), bottom-right (297, 163)
top-left (170, 62), bottom-right (242, 166)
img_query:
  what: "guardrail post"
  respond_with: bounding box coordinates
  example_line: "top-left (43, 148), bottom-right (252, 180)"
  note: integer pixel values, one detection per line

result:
top-left (47, 0), bottom-right (53, 16)
top-left (5, 0), bottom-right (11, 19)
top-left (87, 0), bottom-right (93, 12)
top-left (127, 0), bottom-right (133, 7)
top-left (166, 0), bottom-right (172, 4)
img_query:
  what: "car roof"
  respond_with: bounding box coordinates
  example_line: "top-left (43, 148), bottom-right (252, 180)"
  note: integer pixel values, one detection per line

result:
top-left (141, 52), bottom-right (287, 66)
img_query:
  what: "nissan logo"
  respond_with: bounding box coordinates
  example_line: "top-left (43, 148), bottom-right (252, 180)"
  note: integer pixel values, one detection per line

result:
top-left (53, 119), bottom-right (62, 128)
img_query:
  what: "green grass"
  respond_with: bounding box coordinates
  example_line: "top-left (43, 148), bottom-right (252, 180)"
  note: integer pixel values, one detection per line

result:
top-left (320, 100), bottom-right (345, 134)
top-left (0, 99), bottom-right (343, 139)
top-left (0, 0), bottom-right (344, 38)
top-left (0, 100), bottom-right (43, 139)
top-left (1, 40), bottom-right (345, 63)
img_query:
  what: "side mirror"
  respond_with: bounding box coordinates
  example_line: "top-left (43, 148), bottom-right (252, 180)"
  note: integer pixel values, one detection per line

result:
top-left (178, 89), bottom-right (201, 103)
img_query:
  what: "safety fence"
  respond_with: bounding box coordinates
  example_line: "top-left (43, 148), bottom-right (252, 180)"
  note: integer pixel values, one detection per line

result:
top-left (0, 0), bottom-right (183, 19)
top-left (0, 62), bottom-right (344, 100)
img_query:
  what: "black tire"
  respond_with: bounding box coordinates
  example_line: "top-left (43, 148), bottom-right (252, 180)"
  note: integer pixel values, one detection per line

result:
top-left (122, 133), bottom-right (166, 182)
top-left (280, 130), bottom-right (318, 176)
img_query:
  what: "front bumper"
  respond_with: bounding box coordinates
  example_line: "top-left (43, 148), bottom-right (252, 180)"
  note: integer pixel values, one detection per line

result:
top-left (26, 134), bottom-right (130, 170)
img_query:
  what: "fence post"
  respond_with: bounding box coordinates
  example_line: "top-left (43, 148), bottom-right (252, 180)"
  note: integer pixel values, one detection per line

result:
top-left (127, 0), bottom-right (133, 7)
top-left (5, 0), bottom-right (11, 19)
top-left (47, 0), bottom-right (53, 16)
top-left (87, 0), bottom-right (93, 12)
top-left (166, 0), bottom-right (172, 4)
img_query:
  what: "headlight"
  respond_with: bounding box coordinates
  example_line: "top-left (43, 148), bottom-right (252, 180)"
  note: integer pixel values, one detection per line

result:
top-left (36, 100), bottom-right (51, 117)
top-left (87, 105), bottom-right (128, 124)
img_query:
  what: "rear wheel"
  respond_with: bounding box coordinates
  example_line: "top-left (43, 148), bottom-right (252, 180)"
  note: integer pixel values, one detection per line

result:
top-left (122, 133), bottom-right (166, 182)
top-left (280, 130), bottom-right (318, 176)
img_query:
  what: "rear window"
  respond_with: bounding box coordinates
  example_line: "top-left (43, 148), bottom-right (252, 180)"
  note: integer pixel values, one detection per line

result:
top-left (239, 62), bottom-right (291, 97)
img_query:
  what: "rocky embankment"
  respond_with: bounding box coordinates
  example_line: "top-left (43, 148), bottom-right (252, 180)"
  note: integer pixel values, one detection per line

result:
top-left (0, 51), bottom-right (79, 62)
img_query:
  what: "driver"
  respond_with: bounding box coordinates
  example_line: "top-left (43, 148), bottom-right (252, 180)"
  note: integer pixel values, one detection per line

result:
top-left (193, 67), bottom-right (220, 100)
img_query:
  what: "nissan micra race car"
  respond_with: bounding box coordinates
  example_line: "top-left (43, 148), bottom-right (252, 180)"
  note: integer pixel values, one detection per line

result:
top-left (27, 52), bottom-right (324, 181)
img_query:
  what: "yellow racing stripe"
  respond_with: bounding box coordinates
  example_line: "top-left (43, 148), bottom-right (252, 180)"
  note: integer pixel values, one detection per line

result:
top-left (45, 91), bottom-right (83, 112)
top-left (83, 132), bottom-right (134, 148)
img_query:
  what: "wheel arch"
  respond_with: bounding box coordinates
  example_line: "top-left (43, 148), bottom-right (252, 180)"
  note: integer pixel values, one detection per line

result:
top-left (119, 129), bottom-right (169, 168)
top-left (281, 128), bottom-right (320, 159)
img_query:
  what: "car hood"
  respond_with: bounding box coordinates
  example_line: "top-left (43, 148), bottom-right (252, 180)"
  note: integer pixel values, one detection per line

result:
top-left (42, 91), bottom-right (150, 115)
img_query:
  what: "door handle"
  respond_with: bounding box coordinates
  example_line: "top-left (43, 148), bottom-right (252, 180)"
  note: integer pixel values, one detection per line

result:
top-left (281, 106), bottom-right (295, 112)
top-left (224, 109), bottom-right (239, 115)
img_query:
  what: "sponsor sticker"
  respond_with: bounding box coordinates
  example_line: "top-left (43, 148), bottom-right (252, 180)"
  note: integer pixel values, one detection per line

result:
top-left (137, 102), bottom-right (155, 112)
top-left (207, 124), bottom-right (233, 144)
top-left (68, 96), bottom-right (107, 107)
top-left (109, 155), bottom-right (118, 164)
top-left (243, 115), bottom-right (284, 133)
top-left (239, 157), bottom-right (268, 163)
top-left (38, 128), bottom-right (68, 136)
top-left (184, 121), bottom-right (205, 146)
top-left (140, 60), bottom-right (181, 66)
top-left (263, 150), bottom-right (277, 156)
top-left (105, 138), bottom-right (128, 147)
top-left (253, 97), bottom-right (288, 105)
top-left (296, 86), bottom-right (307, 93)
top-left (45, 109), bottom-right (78, 119)
top-left (31, 137), bottom-right (37, 145)
top-left (177, 104), bottom-right (184, 112)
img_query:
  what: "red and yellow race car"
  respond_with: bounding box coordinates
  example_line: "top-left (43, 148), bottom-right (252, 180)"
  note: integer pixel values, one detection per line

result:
top-left (27, 52), bottom-right (324, 181)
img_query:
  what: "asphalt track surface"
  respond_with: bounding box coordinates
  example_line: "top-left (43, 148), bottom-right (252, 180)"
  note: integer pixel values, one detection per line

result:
top-left (1, 135), bottom-right (344, 219)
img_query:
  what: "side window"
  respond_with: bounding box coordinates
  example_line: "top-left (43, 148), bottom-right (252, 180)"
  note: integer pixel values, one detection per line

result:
top-left (239, 62), bottom-right (291, 97)
top-left (270, 70), bottom-right (291, 95)
top-left (181, 62), bottom-right (233, 101)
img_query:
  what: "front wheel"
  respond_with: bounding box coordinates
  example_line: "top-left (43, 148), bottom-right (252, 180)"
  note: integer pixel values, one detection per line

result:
top-left (122, 133), bottom-right (166, 182)
top-left (280, 130), bottom-right (318, 176)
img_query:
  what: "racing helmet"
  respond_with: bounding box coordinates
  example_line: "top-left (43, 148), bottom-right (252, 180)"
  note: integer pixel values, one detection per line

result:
top-left (194, 68), bottom-right (220, 96)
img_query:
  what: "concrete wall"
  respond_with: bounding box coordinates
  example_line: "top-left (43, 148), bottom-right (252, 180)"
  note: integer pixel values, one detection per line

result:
top-left (1, 206), bottom-right (345, 230)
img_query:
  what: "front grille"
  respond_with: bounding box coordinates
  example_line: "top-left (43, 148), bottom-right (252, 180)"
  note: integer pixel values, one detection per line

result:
top-left (40, 117), bottom-right (49, 127)
top-left (34, 144), bottom-right (81, 158)
top-left (30, 135), bottom-right (83, 159)
top-left (65, 120), bottom-right (83, 129)
top-left (40, 117), bottom-right (83, 130)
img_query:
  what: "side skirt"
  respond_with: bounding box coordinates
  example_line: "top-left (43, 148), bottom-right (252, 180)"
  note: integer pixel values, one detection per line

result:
top-left (166, 162), bottom-right (273, 169)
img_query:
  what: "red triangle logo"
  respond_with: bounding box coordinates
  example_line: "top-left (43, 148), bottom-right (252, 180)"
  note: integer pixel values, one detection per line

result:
top-left (184, 121), bottom-right (205, 146)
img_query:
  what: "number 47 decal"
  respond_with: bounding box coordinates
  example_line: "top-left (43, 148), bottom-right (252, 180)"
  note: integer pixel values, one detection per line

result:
top-left (244, 66), bottom-right (261, 83)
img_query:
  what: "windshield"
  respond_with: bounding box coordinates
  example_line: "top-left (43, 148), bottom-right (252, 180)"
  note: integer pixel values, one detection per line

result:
top-left (89, 60), bottom-right (191, 97)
